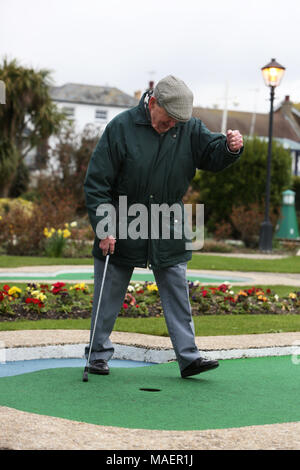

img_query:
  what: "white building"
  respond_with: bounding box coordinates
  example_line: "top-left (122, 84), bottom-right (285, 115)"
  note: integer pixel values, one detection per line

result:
top-left (25, 83), bottom-right (140, 174)
top-left (50, 82), bottom-right (139, 132)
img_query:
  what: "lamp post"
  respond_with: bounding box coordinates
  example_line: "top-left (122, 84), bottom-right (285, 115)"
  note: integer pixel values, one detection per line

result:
top-left (259, 58), bottom-right (286, 252)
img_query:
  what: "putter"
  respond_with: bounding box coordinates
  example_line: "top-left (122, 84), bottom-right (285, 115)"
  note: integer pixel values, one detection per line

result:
top-left (82, 254), bottom-right (110, 382)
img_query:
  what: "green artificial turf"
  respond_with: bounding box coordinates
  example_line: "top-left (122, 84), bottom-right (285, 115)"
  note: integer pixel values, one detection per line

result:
top-left (1, 314), bottom-right (300, 336)
top-left (0, 356), bottom-right (299, 430)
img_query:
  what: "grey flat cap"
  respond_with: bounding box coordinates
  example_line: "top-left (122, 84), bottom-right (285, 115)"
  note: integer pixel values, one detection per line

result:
top-left (154, 75), bottom-right (193, 122)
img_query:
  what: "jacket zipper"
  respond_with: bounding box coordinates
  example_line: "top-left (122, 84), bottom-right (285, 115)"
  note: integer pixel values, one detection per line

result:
top-left (147, 134), bottom-right (164, 269)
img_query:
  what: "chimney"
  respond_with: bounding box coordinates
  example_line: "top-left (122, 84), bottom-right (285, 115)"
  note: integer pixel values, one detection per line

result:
top-left (280, 94), bottom-right (293, 118)
top-left (149, 81), bottom-right (154, 90)
top-left (281, 95), bottom-right (292, 111)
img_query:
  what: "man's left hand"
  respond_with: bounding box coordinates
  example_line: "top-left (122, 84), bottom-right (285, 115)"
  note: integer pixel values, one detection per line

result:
top-left (226, 129), bottom-right (243, 153)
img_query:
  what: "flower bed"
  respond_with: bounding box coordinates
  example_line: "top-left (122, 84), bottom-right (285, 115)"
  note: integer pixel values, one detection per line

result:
top-left (120, 281), bottom-right (300, 316)
top-left (0, 281), bottom-right (300, 321)
top-left (0, 282), bottom-right (92, 321)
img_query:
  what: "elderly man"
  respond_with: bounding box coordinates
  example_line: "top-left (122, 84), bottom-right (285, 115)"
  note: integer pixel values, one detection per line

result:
top-left (84, 75), bottom-right (243, 378)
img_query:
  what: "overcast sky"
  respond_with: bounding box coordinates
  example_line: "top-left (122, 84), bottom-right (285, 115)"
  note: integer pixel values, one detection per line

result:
top-left (2, 0), bottom-right (300, 114)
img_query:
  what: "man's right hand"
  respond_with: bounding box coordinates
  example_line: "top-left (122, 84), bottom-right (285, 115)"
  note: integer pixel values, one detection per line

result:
top-left (99, 235), bottom-right (116, 256)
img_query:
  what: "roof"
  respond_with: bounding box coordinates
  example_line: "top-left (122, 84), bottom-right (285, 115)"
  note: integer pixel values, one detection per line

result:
top-left (192, 106), bottom-right (300, 142)
top-left (50, 83), bottom-right (138, 108)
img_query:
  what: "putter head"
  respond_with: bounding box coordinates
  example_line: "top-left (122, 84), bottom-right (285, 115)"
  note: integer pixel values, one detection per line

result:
top-left (82, 366), bottom-right (89, 382)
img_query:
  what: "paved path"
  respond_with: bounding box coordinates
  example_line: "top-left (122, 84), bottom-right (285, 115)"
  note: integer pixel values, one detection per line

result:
top-left (1, 264), bottom-right (300, 286)
top-left (2, 329), bottom-right (300, 351)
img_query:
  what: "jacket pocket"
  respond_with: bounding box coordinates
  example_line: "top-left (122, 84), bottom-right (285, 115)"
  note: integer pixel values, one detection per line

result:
top-left (158, 212), bottom-right (187, 261)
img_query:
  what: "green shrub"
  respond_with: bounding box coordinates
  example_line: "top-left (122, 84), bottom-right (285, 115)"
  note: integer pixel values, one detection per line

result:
top-left (191, 136), bottom-right (292, 233)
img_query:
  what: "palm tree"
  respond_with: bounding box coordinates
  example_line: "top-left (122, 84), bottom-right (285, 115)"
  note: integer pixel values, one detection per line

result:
top-left (0, 58), bottom-right (66, 197)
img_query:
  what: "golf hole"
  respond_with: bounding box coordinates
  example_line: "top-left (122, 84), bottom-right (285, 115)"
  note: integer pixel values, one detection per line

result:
top-left (139, 388), bottom-right (161, 392)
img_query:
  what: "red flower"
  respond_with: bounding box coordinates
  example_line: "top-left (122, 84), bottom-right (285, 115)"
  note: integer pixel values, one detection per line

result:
top-left (25, 297), bottom-right (43, 308)
top-left (0, 292), bottom-right (4, 302)
top-left (202, 290), bottom-right (208, 297)
top-left (3, 285), bottom-right (10, 292)
top-left (52, 282), bottom-right (65, 288)
top-left (217, 284), bottom-right (228, 293)
top-left (255, 287), bottom-right (263, 293)
top-left (136, 304), bottom-right (140, 308)
top-left (123, 303), bottom-right (128, 309)
top-left (224, 296), bottom-right (236, 303)
top-left (136, 289), bottom-right (144, 294)
top-left (266, 289), bottom-right (271, 294)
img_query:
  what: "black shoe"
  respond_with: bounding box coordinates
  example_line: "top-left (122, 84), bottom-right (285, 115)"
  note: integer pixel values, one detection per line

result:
top-left (181, 357), bottom-right (219, 378)
top-left (88, 359), bottom-right (110, 375)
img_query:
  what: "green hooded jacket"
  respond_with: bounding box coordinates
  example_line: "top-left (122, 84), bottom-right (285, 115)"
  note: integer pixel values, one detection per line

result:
top-left (84, 93), bottom-right (242, 269)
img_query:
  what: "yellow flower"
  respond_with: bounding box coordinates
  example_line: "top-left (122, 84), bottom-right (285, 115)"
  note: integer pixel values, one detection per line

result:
top-left (37, 293), bottom-right (47, 302)
top-left (238, 290), bottom-right (248, 297)
top-left (146, 283), bottom-right (158, 292)
top-left (258, 295), bottom-right (267, 302)
top-left (63, 228), bottom-right (71, 238)
top-left (44, 227), bottom-right (54, 238)
top-left (255, 291), bottom-right (264, 297)
top-left (289, 293), bottom-right (297, 300)
top-left (64, 223), bottom-right (69, 228)
top-left (29, 289), bottom-right (46, 302)
top-left (57, 229), bottom-right (62, 235)
top-left (0, 215), bottom-right (2, 220)
top-left (8, 286), bottom-right (22, 297)
top-left (70, 283), bottom-right (88, 291)
top-left (31, 290), bottom-right (40, 297)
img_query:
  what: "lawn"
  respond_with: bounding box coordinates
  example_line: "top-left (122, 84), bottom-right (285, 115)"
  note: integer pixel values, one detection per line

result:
top-left (1, 253), bottom-right (300, 273)
top-left (1, 314), bottom-right (300, 336)
top-left (188, 253), bottom-right (300, 273)
top-left (0, 255), bottom-right (93, 268)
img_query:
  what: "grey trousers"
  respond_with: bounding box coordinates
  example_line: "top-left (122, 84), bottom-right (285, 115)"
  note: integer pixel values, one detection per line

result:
top-left (85, 257), bottom-right (201, 371)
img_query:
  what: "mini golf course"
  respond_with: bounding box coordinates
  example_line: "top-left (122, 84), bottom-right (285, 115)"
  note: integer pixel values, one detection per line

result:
top-left (0, 268), bottom-right (252, 284)
top-left (0, 355), bottom-right (299, 431)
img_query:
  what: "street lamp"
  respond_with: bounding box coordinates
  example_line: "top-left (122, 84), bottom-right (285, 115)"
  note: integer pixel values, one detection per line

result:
top-left (259, 58), bottom-right (286, 252)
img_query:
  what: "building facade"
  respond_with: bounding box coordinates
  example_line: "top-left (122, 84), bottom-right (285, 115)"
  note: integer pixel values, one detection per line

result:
top-left (50, 82), bottom-right (139, 132)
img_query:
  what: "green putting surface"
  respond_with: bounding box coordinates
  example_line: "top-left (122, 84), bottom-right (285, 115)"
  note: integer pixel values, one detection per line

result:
top-left (0, 356), bottom-right (299, 430)
top-left (0, 271), bottom-right (251, 283)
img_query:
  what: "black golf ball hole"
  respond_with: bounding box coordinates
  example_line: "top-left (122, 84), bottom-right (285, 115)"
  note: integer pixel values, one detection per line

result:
top-left (139, 388), bottom-right (161, 392)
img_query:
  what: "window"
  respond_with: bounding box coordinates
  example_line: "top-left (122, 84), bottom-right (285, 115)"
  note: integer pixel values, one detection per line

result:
top-left (95, 109), bottom-right (108, 120)
top-left (62, 106), bottom-right (75, 118)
